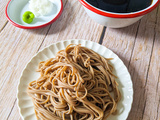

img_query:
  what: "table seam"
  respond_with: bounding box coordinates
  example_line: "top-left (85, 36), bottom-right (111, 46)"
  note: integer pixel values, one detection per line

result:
top-left (99, 26), bottom-right (106, 45)
top-left (6, 98), bottom-right (17, 120)
top-left (36, 25), bottom-right (52, 52)
top-left (0, 21), bottom-right (8, 33)
top-left (127, 20), bottom-right (141, 68)
top-left (141, 7), bottom-right (159, 120)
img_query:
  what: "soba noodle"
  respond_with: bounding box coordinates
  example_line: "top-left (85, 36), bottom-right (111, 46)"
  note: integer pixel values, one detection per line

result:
top-left (27, 44), bottom-right (121, 120)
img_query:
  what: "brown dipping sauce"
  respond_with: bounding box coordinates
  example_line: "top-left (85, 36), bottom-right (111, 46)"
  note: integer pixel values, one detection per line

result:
top-left (86, 0), bottom-right (153, 13)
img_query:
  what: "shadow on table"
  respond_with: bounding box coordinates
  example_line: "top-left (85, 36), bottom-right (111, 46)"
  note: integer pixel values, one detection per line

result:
top-left (108, 6), bottom-right (160, 40)
top-left (113, 52), bottom-right (146, 120)
top-left (110, 8), bottom-right (160, 118)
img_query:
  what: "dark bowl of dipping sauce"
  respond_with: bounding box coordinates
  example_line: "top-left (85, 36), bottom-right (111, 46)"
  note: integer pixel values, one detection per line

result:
top-left (78, 0), bottom-right (160, 28)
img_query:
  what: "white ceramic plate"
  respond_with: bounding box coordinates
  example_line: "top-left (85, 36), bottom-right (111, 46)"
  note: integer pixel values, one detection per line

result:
top-left (17, 39), bottom-right (133, 120)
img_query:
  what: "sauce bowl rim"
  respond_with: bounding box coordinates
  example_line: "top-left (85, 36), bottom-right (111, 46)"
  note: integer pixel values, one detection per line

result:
top-left (78, 0), bottom-right (160, 18)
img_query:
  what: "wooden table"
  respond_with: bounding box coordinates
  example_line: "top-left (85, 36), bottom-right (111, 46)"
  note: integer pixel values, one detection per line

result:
top-left (0, 0), bottom-right (160, 120)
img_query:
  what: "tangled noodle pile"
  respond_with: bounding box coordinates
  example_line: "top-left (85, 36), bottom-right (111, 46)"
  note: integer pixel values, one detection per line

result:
top-left (27, 44), bottom-right (121, 120)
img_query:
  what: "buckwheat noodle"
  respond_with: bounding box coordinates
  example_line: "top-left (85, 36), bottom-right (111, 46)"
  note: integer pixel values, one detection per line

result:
top-left (27, 44), bottom-right (121, 120)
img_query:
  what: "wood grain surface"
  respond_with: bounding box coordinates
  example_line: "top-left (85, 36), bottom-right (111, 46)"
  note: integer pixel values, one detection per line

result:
top-left (0, 0), bottom-right (160, 120)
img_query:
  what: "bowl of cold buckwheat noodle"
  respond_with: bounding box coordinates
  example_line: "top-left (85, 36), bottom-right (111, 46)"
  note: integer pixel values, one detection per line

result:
top-left (17, 40), bottom-right (133, 120)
